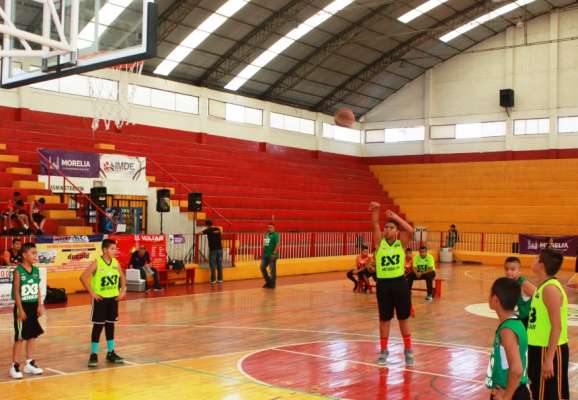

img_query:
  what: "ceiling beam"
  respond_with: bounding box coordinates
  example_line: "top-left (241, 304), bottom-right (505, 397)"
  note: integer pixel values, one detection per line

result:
top-left (197, 0), bottom-right (308, 86)
top-left (157, 0), bottom-right (203, 44)
top-left (314, 0), bottom-right (504, 114)
top-left (262, 2), bottom-right (395, 100)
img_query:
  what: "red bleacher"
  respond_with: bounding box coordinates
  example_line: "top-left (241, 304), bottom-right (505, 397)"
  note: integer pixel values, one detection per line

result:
top-left (0, 107), bottom-right (402, 232)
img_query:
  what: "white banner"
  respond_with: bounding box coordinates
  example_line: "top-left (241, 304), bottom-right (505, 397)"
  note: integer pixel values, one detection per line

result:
top-left (38, 176), bottom-right (148, 196)
top-left (0, 267), bottom-right (47, 308)
top-left (99, 154), bottom-right (146, 182)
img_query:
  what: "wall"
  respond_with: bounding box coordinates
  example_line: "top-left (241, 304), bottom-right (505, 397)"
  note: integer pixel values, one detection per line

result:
top-left (363, 7), bottom-right (578, 157)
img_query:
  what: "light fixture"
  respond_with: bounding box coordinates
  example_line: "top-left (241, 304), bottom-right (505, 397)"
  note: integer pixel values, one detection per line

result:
top-left (398, 0), bottom-right (449, 24)
top-left (225, 0), bottom-right (355, 91)
top-left (439, 0), bottom-right (535, 42)
top-left (154, 0), bottom-right (250, 76)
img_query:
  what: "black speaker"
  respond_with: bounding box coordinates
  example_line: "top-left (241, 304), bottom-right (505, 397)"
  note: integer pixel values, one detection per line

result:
top-left (188, 192), bottom-right (202, 212)
top-left (90, 187), bottom-right (107, 209)
top-left (500, 89), bottom-right (514, 108)
top-left (156, 189), bottom-right (171, 213)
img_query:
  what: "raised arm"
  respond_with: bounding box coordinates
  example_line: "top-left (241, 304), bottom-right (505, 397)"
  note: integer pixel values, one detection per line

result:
top-left (369, 202), bottom-right (383, 249)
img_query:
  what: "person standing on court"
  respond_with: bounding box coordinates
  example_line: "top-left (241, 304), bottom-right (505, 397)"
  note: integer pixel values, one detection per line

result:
top-left (261, 223), bottom-right (280, 289)
top-left (202, 220), bottom-right (223, 285)
top-left (370, 202), bottom-right (415, 367)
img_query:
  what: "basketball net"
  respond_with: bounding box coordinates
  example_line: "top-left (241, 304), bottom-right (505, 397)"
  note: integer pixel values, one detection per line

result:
top-left (89, 60), bottom-right (144, 132)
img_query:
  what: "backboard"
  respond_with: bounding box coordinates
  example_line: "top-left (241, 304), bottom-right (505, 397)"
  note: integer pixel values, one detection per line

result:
top-left (0, 0), bottom-right (157, 89)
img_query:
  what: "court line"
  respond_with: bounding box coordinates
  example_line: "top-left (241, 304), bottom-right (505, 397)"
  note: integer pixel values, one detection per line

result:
top-left (44, 367), bottom-right (66, 375)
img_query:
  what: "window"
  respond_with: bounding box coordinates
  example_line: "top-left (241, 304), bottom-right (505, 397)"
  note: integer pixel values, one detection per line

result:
top-left (128, 85), bottom-right (199, 114)
top-left (322, 123), bottom-right (361, 143)
top-left (455, 121), bottom-right (506, 139)
top-left (430, 125), bottom-right (456, 139)
top-left (270, 112), bottom-right (314, 135)
top-left (385, 126), bottom-right (425, 143)
top-left (558, 116), bottom-right (578, 134)
top-left (514, 118), bottom-right (550, 135)
top-left (225, 103), bottom-right (263, 125)
top-left (31, 75), bottom-right (118, 101)
top-left (365, 130), bottom-right (385, 144)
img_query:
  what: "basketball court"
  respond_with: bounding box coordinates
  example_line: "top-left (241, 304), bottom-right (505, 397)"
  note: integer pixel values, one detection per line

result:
top-left (0, 0), bottom-right (578, 399)
top-left (1, 265), bottom-right (576, 399)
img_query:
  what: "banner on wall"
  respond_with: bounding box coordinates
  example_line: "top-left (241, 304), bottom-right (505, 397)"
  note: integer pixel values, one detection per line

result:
top-left (36, 235), bottom-right (104, 272)
top-left (111, 234), bottom-right (167, 271)
top-left (518, 234), bottom-right (578, 256)
top-left (0, 267), bottom-right (47, 308)
top-left (38, 150), bottom-right (148, 195)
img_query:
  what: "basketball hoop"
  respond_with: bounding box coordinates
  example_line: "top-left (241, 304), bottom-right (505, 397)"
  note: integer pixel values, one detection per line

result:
top-left (89, 60), bottom-right (144, 132)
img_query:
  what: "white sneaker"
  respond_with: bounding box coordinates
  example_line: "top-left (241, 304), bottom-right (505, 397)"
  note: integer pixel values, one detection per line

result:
top-left (24, 360), bottom-right (43, 375)
top-left (10, 363), bottom-right (23, 379)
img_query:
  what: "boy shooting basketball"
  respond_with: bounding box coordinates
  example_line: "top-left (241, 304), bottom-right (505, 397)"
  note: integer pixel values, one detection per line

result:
top-left (503, 257), bottom-right (535, 327)
top-left (486, 277), bottom-right (531, 400)
top-left (80, 239), bottom-right (126, 367)
top-left (370, 202), bottom-right (414, 366)
top-left (10, 243), bottom-right (44, 379)
top-left (527, 249), bottom-right (569, 400)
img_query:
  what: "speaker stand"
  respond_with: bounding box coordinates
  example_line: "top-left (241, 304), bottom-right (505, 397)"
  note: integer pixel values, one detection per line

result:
top-left (160, 213), bottom-right (164, 235)
top-left (191, 211), bottom-right (197, 263)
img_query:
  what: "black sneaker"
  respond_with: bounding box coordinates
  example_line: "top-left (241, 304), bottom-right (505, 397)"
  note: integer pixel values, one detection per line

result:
top-left (88, 353), bottom-right (98, 368)
top-left (106, 351), bottom-right (124, 364)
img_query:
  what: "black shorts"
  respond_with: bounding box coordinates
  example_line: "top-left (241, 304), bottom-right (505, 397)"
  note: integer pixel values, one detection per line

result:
top-left (376, 276), bottom-right (411, 321)
top-left (13, 302), bottom-right (44, 341)
top-left (32, 213), bottom-right (45, 224)
top-left (91, 297), bottom-right (119, 324)
top-left (528, 344), bottom-right (569, 400)
top-left (490, 384), bottom-right (531, 400)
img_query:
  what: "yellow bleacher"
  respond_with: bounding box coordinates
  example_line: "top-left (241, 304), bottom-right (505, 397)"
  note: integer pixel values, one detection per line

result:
top-left (371, 158), bottom-right (578, 235)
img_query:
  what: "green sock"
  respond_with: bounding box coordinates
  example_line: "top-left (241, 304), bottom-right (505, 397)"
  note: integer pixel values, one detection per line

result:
top-left (106, 340), bottom-right (115, 352)
top-left (91, 342), bottom-right (99, 354)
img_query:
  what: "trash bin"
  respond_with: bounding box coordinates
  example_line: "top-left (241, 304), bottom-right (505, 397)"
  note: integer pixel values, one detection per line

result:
top-left (440, 247), bottom-right (453, 263)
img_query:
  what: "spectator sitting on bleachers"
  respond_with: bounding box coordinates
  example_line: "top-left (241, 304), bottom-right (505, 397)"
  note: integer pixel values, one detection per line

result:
top-left (2, 192), bottom-right (22, 233)
top-left (3, 238), bottom-right (23, 266)
top-left (407, 246), bottom-right (436, 302)
top-left (128, 245), bottom-right (163, 291)
top-left (446, 224), bottom-right (459, 248)
top-left (346, 245), bottom-right (374, 292)
top-left (30, 198), bottom-right (46, 235)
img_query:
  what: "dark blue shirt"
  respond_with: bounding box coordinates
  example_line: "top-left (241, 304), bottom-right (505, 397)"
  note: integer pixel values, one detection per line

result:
top-left (129, 251), bottom-right (150, 270)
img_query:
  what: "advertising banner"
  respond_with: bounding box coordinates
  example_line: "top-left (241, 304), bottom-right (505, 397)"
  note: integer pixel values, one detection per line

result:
top-left (39, 149), bottom-right (100, 178)
top-left (518, 234), bottom-right (578, 256)
top-left (36, 236), bottom-right (103, 272)
top-left (99, 154), bottom-right (146, 182)
top-left (111, 234), bottom-right (167, 271)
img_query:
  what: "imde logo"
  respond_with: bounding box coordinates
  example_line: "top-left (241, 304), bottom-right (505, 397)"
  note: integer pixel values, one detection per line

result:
top-left (102, 160), bottom-right (136, 173)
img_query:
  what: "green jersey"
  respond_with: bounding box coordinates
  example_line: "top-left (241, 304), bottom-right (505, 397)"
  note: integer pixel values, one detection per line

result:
top-left (516, 276), bottom-right (531, 320)
top-left (375, 239), bottom-right (405, 279)
top-left (413, 254), bottom-right (436, 273)
top-left (485, 318), bottom-right (529, 389)
top-left (263, 232), bottom-right (280, 257)
top-left (527, 278), bottom-right (568, 347)
top-left (91, 256), bottom-right (121, 298)
top-left (11, 264), bottom-right (41, 303)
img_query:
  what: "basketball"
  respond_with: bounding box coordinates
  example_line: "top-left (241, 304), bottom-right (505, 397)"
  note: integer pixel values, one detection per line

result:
top-left (334, 108), bottom-right (355, 128)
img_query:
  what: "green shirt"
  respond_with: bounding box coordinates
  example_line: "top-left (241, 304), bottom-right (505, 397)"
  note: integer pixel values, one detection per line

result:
top-left (263, 232), bottom-right (280, 257)
top-left (516, 276), bottom-right (531, 320)
top-left (527, 278), bottom-right (568, 347)
top-left (11, 264), bottom-right (41, 303)
top-left (413, 254), bottom-right (436, 273)
top-left (375, 239), bottom-right (405, 279)
top-left (91, 256), bottom-right (121, 298)
top-left (485, 318), bottom-right (528, 389)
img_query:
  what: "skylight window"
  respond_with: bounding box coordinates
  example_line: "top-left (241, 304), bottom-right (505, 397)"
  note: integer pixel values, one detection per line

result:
top-left (398, 0), bottom-right (449, 24)
top-left (77, 0), bottom-right (133, 49)
top-left (439, 0), bottom-right (535, 42)
top-left (224, 0), bottom-right (354, 91)
top-left (154, 0), bottom-right (250, 76)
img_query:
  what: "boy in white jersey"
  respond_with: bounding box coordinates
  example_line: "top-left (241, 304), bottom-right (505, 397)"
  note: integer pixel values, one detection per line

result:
top-left (370, 202), bottom-right (415, 366)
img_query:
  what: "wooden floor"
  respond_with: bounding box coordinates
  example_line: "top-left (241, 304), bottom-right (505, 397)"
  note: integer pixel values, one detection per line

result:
top-left (1, 264), bottom-right (576, 399)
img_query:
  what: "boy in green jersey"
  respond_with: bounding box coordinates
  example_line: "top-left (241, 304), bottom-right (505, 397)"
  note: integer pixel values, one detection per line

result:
top-left (10, 243), bottom-right (44, 379)
top-left (504, 257), bottom-right (536, 327)
top-left (527, 249), bottom-right (569, 400)
top-left (80, 239), bottom-right (126, 368)
top-left (370, 202), bottom-right (415, 367)
top-left (407, 246), bottom-right (436, 301)
top-left (486, 277), bottom-right (531, 400)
